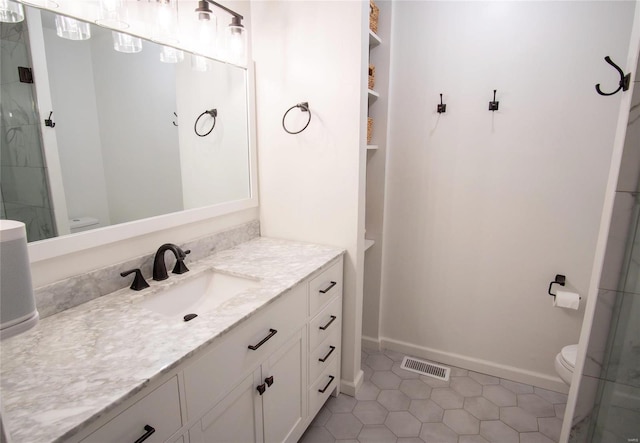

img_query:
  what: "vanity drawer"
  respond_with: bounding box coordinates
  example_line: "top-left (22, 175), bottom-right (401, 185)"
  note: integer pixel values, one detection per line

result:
top-left (81, 377), bottom-right (181, 443)
top-left (309, 295), bottom-right (342, 351)
top-left (308, 258), bottom-right (343, 316)
top-left (309, 328), bottom-right (340, 383)
top-left (184, 284), bottom-right (306, 421)
top-left (309, 358), bottom-right (339, 420)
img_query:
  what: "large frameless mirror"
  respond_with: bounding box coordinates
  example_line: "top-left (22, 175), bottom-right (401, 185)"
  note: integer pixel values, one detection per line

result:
top-left (0, 3), bottom-right (254, 258)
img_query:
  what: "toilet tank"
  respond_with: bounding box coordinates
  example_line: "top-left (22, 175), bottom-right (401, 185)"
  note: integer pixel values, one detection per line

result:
top-left (68, 217), bottom-right (100, 234)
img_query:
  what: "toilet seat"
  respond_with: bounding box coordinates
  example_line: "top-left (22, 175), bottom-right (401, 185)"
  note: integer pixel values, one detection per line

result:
top-left (560, 344), bottom-right (577, 368)
top-left (555, 344), bottom-right (578, 385)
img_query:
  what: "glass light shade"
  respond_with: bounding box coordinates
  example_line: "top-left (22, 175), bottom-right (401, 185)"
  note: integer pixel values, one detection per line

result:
top-left (153, 0), bottom-right (179, 43)
top-left (98, 0), bottom-right (128, 29)
top-left (226, 23), bottom-right (246, 65)
top-left (21, 0), bottom-right (59, 8)
top-left (197, 13), bottom-right (217, 55)
top-left (160, 46), bottom-right (184, 64)
top-left (112, 32), bottom-right (142, 53)
top-left (191, 54), bottom-right (212, 72)
top-left (55, 15), bottom-right (91, 41)
top-left (0, 0), bottom-right (24, 23)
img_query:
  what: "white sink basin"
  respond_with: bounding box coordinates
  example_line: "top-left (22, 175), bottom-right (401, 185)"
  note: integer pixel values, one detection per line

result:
top-left (140, 271), bottom-right (261, 318)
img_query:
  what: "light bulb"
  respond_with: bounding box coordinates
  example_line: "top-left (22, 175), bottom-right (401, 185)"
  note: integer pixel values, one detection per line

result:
top-left (98, 0), bottom-right (128, 29)
top-left (0, 0), bottom-right (24, 23)
top-left (197, 12), bottom-right (217, 55)
top-left (153, 0), bottom-right (178, 43)
top-left (112, 32), bottom-right (142, 53)
top-left (226, 17), bottom-right (246, 65)
top-left (191, 54), bottom-right (212, 72)
top-left (160, 46), bottom-right (184, 64)
top-left (55, 15), bottom-right (91, 41)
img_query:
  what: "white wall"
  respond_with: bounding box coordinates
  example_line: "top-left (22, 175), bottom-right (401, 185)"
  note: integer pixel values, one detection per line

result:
top-left (43, 27), bottom-right (111, 227)
top-left (379, 1), bottom-right (635, 391)
top-left (251, 0), bottom-right (368, 392)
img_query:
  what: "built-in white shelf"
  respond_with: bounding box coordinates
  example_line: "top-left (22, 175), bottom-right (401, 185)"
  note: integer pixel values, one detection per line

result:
top-left (369, 30), bottom-right (381, 49)
top-left (365, 239), bottom-right (375, 251)
top-left (368, 89), bottom-right (379, 105)
top-left (367, 144), bottom-right (379, 151)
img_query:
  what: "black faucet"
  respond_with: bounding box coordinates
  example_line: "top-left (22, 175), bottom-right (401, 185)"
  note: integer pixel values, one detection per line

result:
top-left (153, 243), bottom-right (191, 281)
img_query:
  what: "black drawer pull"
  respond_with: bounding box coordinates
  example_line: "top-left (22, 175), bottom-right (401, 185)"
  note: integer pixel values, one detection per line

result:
top-left (318, 375), bottom-right (335, 393)
top-left (257, 383), bottom-right (266, 395)
top-left (319, 315), bottom-right (337, 331)
top-left (265, 375), bottom-right (274, 387)
top-left (133, 425), bottom-right (155, 443)
top-left (319, 346), bottom-right (336, 363)
top-left (319, 281), bottom-right (337, 294)
top-left (248, 329), bottom-right (278, 350)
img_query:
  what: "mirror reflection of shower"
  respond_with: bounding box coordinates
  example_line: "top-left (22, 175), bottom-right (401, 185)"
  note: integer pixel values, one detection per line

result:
top-left (0, 18), bottom-right (57, 242)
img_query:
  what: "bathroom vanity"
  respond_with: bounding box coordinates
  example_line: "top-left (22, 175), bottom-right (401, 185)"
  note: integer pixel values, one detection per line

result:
top-left (0, 238), bottom-right (344, 443)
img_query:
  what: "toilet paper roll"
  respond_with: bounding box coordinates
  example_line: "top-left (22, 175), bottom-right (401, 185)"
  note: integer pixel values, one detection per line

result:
top-left (553, 290), bottom-right (580, 310)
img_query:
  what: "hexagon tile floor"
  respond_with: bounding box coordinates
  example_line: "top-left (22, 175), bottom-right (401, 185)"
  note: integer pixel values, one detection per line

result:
top-left (299, 347), bottom-right (567, 443)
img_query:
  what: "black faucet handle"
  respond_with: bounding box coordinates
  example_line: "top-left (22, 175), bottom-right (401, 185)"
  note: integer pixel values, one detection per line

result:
top-left (172, 260), bottom-right (189, 275)
top-left (121, 268), bottom-right (150, 291)
top-left (172, 249), bottom-right (190, 275)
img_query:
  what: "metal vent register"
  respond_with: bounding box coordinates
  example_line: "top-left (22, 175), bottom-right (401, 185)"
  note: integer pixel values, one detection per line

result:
top-left (400, 356), bottom-right (450, 381)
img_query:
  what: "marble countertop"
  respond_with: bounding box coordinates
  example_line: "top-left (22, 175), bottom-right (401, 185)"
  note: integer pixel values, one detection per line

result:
top-left (0, 237), bottom-right (344, 443)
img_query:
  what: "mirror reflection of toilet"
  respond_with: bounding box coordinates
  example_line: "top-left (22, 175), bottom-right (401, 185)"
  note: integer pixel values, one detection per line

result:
top-left (68, 217), bottom-right (100, 234)
top-left (555, 344), bottom-right (578, 385)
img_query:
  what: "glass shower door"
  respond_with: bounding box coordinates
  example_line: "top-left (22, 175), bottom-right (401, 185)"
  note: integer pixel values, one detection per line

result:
top-left (0, 17), bottom-right (56, 241)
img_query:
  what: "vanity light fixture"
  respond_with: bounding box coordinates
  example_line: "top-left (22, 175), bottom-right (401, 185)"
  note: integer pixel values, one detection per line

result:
top-left (21, 0), bottom-right (59, 8)
top-left (226, 15), bottom-right (246, 65)
top-left (160, 45), bottom-right (184, 63)
top-left (191, 53), bottom-right (212, 72)
top-left (0, 0), bottom-right (24, 23)
top-left (112, 31), bottom-right (142, 53)
top-left (55, 15), bottom-right (91, 41)
top-left (97, 0), bottom-right (128, 29)
top-left (195, 0), bottom-right (246, 65)
top-left (153, 0), bottom-right (179, 44)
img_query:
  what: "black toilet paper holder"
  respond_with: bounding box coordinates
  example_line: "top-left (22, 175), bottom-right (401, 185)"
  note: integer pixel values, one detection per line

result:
top-left (548, 274), bottom-right (566, 297)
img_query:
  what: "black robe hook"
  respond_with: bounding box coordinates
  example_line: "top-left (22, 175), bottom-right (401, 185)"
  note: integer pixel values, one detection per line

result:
top-left (488, 90), bottom-right (499, 111)
top-left (44, 111), bottom-right (55, 128)
top-left (595, 56), bottom-right (631, 96)
top-left (437, 94), bottom-right (446, 113)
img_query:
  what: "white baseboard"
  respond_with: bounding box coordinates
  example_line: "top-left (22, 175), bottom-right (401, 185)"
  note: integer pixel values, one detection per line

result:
top-left (361, 335), bottom-right (381, 351)
top-left (380, 337), bottom-right (569, 394)
top-left (340, 369), bottom-right (364, 397)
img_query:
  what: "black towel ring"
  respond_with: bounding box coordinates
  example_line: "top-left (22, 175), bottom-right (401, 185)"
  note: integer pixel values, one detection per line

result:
top-left (194, 109), bottom-right (217, 137)
top-left (282, 102), bottom-right (311, 134)
top-left (595, 56), bottom-right (631, 96)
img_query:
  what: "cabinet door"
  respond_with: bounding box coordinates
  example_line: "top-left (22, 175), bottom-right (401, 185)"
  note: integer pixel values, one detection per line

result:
top-left (189, 369), bottom-right (264, 443)
top-left (262, 328), bottom-right (307, 443)
top-left (80, 377), bottom-right (181, 443)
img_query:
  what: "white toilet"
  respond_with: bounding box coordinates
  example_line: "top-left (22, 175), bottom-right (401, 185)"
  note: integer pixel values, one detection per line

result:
top-left (68, 217), bottom-right (100, 234)
top-left (555, 344), bottom-right (578, 385)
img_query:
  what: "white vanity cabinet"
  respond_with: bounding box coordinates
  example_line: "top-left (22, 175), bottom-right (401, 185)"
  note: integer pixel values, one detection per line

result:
top-left (75, 255), bottom-right (344, 443)
top-left (306, 259), bottom-right (343, 420)
top-left (185, 256), bottom-right (344, 443)
top-left (188, 329), bottom-right (307, 443)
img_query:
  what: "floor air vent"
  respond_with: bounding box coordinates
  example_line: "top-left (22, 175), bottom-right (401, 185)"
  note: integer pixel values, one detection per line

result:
top-left (400, 356), bottom-right (450, 381)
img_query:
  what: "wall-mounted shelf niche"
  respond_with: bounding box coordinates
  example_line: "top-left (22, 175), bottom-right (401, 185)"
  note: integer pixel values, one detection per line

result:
top-left (367, 145), bottom-right (379, 151)
top-left (369, 30), bottom-right (381, 49)
top-left (368, 89), bottom-right (379, 105)
top-left (365, 239), bottom-right (375, 251)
